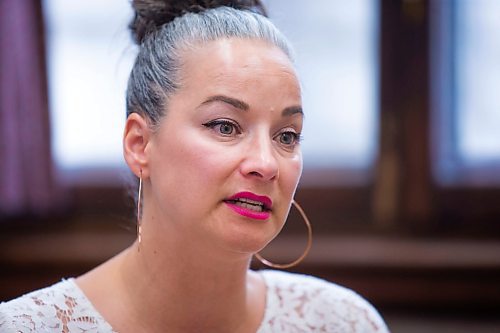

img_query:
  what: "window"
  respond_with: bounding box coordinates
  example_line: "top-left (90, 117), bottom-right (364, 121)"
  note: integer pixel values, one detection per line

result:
top-left (432, 0), bottom-right (500, 185)
top-left (43, 0), bottom-right (136, 183)
top-left (44, 0), bottom-right (379, 185)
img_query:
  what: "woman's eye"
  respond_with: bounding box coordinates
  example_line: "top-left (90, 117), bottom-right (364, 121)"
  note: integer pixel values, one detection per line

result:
top-left (203, 119), bottom-right (240, 136)
top-left (218, 122), bottom-right (234, 135)
top-left (277, 131), bottom-right (301, 146)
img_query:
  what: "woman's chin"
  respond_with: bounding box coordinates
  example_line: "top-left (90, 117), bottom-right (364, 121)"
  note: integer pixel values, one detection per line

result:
top-left (218, 224), bottom-right (277, 256)
top-left (204, 210), bottom-right (285, 257)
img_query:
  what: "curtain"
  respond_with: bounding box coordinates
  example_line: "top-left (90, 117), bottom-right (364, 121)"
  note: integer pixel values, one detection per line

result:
top-left (0, 0), bottom-right (60, 218)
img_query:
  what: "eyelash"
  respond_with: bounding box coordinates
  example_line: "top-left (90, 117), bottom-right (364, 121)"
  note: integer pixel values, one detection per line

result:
top-left (203, 119), bottom-right (302, 147)
top-left (276, 130), bottom-right (303, 147)
top-left (202, 119), bottom-right (241, 136)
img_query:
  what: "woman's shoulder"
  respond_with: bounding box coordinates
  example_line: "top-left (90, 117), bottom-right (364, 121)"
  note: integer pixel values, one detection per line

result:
top-left (0, 278), bottom-right (114, 332)
top-left (259, 269), bottom-right (389, 332)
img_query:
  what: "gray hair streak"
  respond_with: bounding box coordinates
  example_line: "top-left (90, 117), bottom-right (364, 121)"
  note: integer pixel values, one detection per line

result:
top-left (126, 6), bottom-right (294, 126)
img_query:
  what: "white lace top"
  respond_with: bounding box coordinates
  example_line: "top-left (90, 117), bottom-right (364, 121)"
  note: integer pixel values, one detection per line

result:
top-left (0, 270), bottom-right (389, 332)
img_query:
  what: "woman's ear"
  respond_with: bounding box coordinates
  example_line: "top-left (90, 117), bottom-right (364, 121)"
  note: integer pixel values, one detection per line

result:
top-left (123, 113), bottom-right (152, 178)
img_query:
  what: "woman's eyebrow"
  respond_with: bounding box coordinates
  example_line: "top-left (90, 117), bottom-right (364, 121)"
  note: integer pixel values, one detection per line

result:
top-left (201, 95), bottom-right (302, 117)
top-left (282, 106), bottom-right (303, 117)
top-left (201, 95), bottom-right (249, 111)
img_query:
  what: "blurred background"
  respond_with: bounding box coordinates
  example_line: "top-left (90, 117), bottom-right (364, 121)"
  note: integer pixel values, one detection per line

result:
top-left (1, 0), bottom-right (500, 332)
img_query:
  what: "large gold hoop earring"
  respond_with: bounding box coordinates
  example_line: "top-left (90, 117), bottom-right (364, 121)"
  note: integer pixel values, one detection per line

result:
top-left (255, 200), bottom-right (312, 269)
top-left (137, 169), bottom-right (143, 251)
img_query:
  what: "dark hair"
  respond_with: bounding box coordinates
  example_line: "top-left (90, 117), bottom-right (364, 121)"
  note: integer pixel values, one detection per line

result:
top-left (129, 0), bottom-right (268, 45)
top-left (126, 0), bottom-right (294, 126)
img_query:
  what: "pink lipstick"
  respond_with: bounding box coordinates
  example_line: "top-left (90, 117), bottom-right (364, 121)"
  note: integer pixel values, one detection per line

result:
top-left (224, 191), bottom-right (272, 220)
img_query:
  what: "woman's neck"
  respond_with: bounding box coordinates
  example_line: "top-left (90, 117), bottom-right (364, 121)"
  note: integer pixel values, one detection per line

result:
top-left (77, 236), bottom-right (266, 333)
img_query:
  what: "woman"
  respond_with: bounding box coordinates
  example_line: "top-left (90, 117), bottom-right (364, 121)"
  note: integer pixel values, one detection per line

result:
top-left (0, 1), bottom-right (389, 332)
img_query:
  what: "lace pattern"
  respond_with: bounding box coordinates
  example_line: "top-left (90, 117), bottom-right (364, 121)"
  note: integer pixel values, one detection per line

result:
top-left (257, 270), bottom-right (388, 332)
top-left (0, 279), bottom-right (115, 333)
top-left (0, 271), bottom-right (388, 332)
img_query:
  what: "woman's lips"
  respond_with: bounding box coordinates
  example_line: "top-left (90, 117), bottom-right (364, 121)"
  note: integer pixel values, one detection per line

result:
top-left (224, 191), bottom-right (272, 220)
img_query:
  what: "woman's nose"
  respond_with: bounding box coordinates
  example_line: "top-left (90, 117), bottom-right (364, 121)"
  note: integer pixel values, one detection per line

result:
top-left (240, 135), bottom-right (279, 181)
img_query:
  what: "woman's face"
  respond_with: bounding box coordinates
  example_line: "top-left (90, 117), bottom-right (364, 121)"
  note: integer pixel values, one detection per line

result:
top-left (144, 38), bottom-right (303, 255)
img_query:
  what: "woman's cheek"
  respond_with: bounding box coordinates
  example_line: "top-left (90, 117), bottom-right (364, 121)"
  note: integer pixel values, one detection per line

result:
top-left (287, 153), bottom-right (303, 188)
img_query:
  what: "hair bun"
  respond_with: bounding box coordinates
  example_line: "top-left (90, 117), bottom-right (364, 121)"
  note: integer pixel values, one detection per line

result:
top-left (130, 0), bottom-right (267, 45)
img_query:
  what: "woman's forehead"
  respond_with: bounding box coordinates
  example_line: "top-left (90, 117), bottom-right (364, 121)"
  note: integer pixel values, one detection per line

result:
top-left (181, 38), bottom-right (298, 84)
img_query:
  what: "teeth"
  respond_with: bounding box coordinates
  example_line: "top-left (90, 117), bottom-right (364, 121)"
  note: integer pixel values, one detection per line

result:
top-left (237, 198), bottom-right (264, 206)
top-left (234, 201), bottom-right (264, 212)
